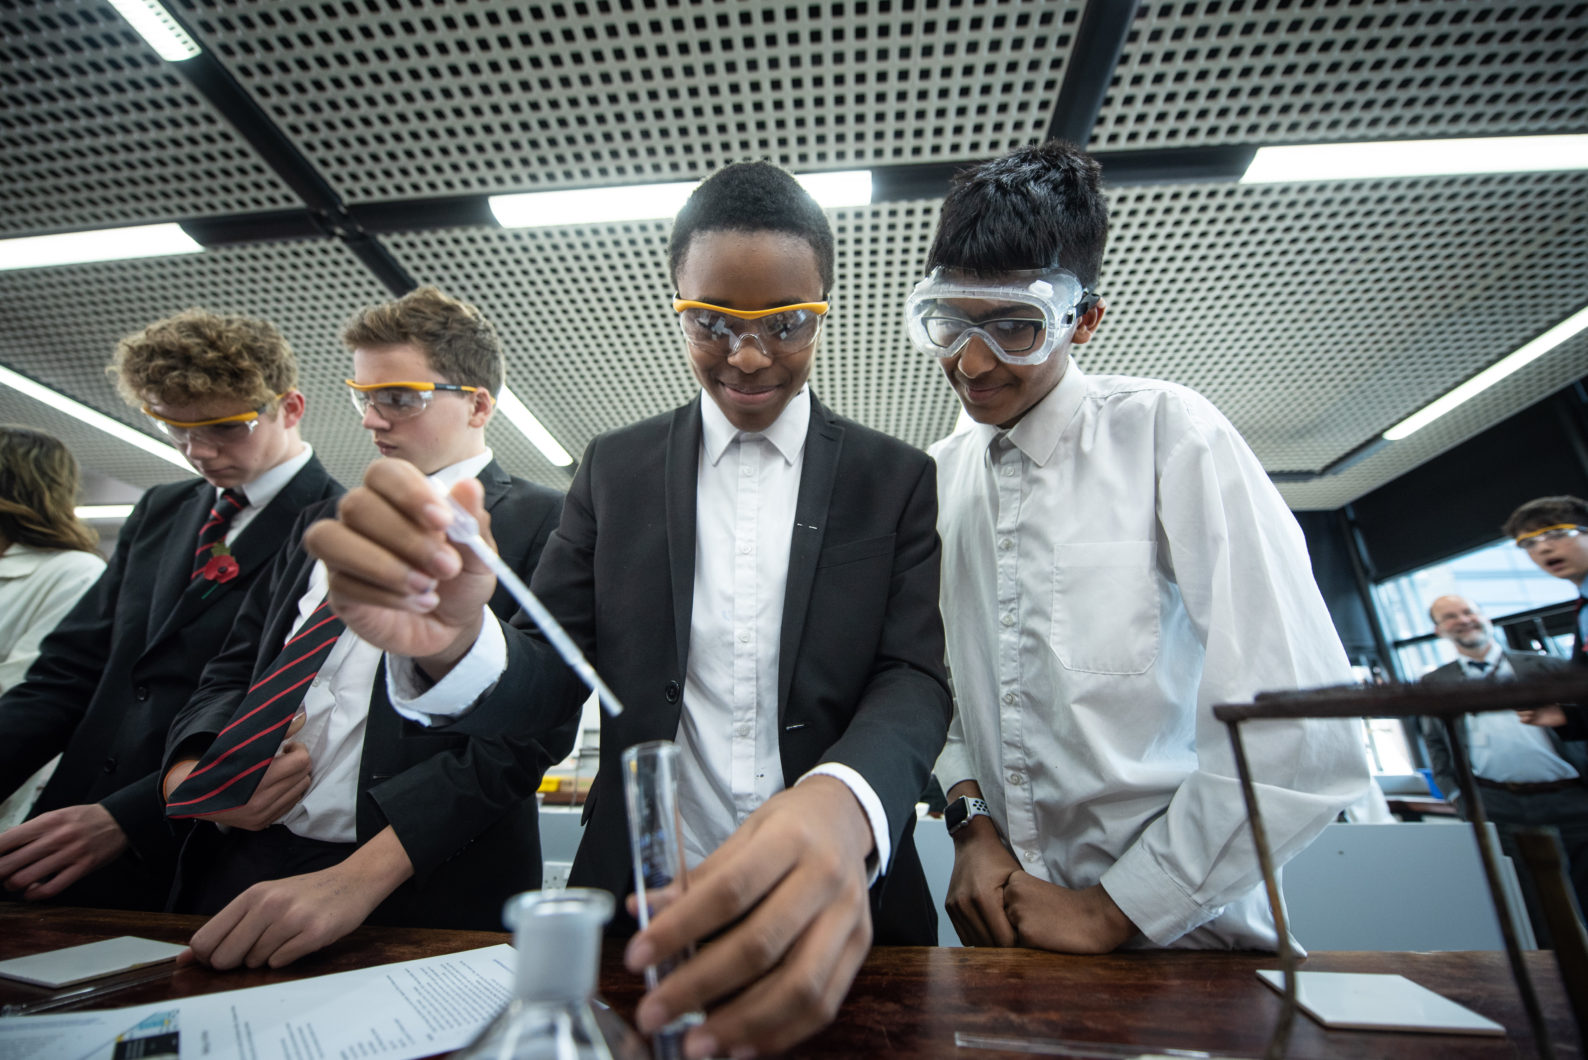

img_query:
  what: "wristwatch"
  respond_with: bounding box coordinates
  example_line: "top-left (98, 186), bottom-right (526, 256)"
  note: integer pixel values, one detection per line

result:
top-left (945, 795), bottom-right (991, 835)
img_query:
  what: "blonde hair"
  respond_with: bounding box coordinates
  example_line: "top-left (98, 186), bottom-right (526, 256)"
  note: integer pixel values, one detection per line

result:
top-left (0, 426), bottom-right (98, 553)
top-left (110, 309), bottom-right (298, 410)
top-left (340, 286), bottom-right (504, 396)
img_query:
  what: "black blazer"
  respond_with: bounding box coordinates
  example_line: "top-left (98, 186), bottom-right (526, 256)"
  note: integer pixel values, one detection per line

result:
top-left (1418, 652), bottom-right (1587, 807)
top-left (445, 395), bottom-right (952, 944)
top-left (0, 458), bottom-right (340, 910)
top-left (164, 460), bottom-right (572, 929)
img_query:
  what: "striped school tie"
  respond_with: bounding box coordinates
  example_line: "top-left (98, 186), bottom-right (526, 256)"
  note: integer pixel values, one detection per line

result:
top-left (165, 600), bottom-right (344, 819)
top-left (191, 489), bottom-right (247, 578)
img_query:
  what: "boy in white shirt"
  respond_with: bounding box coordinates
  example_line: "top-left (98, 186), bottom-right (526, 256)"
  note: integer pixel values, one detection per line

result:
top-left (919, 141), bottom-right (1368, 952)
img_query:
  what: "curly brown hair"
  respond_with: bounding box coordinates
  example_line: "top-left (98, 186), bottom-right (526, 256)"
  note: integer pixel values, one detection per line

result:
top-left (0, 426), bottom-right (98, 553)
top-left (340, 286), bottom-right (504, 396)
top-left (110, 309), bottom-right (298, 410)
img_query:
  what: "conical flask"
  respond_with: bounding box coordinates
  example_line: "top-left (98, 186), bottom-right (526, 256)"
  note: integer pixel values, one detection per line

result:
top-left (454, 888), bottom-right (648, 1060)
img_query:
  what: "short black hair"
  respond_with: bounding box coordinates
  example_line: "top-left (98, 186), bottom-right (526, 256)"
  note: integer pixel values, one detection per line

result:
top-left (668, 161), bottom-right (835, 293)
top-left (1503, 495), bottom-right (1588, 539)
top-left (926, 140), bottom-right (1108, 288)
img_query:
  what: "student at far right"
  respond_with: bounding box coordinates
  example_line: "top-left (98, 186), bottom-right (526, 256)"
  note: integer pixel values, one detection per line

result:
top-left (917, 140), bottom-right (1370, 953)
top-left (1508, 496), bottom-right (1588, 668)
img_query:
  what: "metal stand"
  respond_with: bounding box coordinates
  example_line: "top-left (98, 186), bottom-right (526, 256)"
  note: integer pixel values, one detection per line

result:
top-left (1215, 673), bottom-right (1588, 1059)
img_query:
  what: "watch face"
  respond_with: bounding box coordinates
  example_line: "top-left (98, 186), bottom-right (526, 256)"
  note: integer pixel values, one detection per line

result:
top-left (945, 797), bottom-right (968, 831)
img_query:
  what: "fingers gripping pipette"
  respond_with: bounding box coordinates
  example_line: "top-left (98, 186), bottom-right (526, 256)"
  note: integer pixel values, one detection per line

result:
top-left (439, 492), bottom-right (624, 717)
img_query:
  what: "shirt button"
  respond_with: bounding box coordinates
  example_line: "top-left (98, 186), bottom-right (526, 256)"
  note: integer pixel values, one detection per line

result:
top-left (1007, 772), bottom-right (1023, 786)
top-left (1000, 613), bottom-right (1015, 627)
top-left (739, 543), bottom-right (752, 554)
top-left (1023, 849), bottom-right (1039, 863)
top-left (736, 723), bottom-right (752, 738)
top-left (741, 465), bottom-right (754, 477)
top-left (1003, 692), bottom-right (1017, 705)
top-left (998, 538), bottom-right (1013, 550)
top-left (737, 630), bottom-right (751, 643)
top-left (1002, 466), bottom-right (1016, 477)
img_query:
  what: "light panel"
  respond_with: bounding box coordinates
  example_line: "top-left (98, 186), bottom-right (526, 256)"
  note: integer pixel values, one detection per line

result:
top-left (0, 365), bottom-right (195, 472)
top-left (105, 0), bottom-right (201, 62)
top-left (497, 388), bottom-right (574, 467)
top-left (1242, 135), bottom-right (1588, 184)
top-left (0, 224), bottom-right (203, 272)
top-left (1383, 304), bottom-right (1588, 442)
top-left (76, 505), bottom-right (138, 520)
top-left (490, 170), bottom-right (874, 229)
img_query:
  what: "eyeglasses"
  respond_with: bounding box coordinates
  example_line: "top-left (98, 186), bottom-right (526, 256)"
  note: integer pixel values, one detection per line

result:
top-left (143, 396), bottom-right (282, 448)
top-left (673, 299), bottom-right (829, 359)
top-left (1515, 524), bottom-right (1588, 551)
top-left (345, 380), bottom-right (483, 420)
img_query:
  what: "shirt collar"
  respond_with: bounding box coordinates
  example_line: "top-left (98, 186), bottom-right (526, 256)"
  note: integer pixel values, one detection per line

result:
top-left (0, 542), bottom-right (54, 579)
top-left (997, 362), bottom-right (1089, 468)
top-left (234, 444), bottom-right (314, 509)
top-left (428, 448), bottom-right (494, 491)
top-left (700, 386), bottom-right (811, 467)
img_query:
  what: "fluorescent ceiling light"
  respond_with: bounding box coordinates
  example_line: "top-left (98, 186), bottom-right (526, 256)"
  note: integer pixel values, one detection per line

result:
top-left (76, 505), bottom-right (137, 521)
top-left (106, 0), bottom-right (200, 61)
top-left (0, 365), bottom-right (195, 472)
top-left (1383, 303), bottom-right (1588, 442)
top-left (497, 388), bottom-right (574, 467)
top-left (490, 170), bottom-right (874, 228)
top-left (0, 224), bottom-right (203, 271)
top-left (1241, 135), bottom-right (1588, 184)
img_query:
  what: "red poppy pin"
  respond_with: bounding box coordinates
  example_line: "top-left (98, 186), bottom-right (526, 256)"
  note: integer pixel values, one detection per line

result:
top-left (198, 543), bottom-right (240, 597)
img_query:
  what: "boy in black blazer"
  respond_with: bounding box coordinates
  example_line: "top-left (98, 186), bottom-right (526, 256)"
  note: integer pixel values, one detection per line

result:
top-left (304, 165), bottom-right (951, 1058)
top-left (161, 287), bottom-right (568, 969)
top-left (0, 311), bottom-right (338, 910)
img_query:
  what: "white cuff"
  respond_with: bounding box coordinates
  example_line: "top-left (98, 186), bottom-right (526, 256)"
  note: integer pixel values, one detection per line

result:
top-left (386, 610), bottom-right (507, 726)
top-left (798, 762), bottom-right (889, 887)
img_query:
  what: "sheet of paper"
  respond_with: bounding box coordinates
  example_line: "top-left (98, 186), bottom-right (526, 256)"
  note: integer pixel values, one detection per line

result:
top-left (1256, 969), bottom-right (1505, 1036)
top-left (0, 943), bottom-right (517, 1060)
top-left (0, 937), bottom-right (186, 988)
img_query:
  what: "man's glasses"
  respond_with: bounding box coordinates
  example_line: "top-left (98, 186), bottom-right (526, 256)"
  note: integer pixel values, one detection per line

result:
top-left (1515, 524), bottom-right (1588, 551)
top-left (346, 380), bottom-right (483, 420)
top-left (673, 299), bottom-right (829, 358)
top-left (143, 397), bottom-right (280, 449)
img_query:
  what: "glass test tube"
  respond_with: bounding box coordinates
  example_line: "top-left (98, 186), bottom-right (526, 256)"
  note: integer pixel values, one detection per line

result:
top-left (621, 741), bottom-right (705, 1060)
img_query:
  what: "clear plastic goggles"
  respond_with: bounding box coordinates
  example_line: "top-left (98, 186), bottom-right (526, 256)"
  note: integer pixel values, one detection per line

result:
top-left (905, 267), bottom-right (1097, 366)
top-left (143, 396), bottom-right (281, 448)
top-left (346, 380), bottom-right (482, 420)
top-left (1515, 524), bottom-right (1587, 551)
top-left (673, 299), bottom-right (829, 359)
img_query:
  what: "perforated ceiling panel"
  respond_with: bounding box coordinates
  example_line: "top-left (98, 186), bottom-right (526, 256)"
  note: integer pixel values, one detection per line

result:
top-left (0, 238), bottom-right (406, 491)
top-left (1093, 0), bottom-right (1588, 151)
top-left (177, 0), bottom-right (1082, 200)
top-left (382, 197), bottom-right (954, 461)
top-left (0, 0), bottom-right (300, 235)
top-left (1087, 170), bottom-right (1588, 480)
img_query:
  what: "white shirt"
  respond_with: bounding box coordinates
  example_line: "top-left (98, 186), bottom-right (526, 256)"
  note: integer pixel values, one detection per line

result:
top-left (932, 365), bottom-right (1369, 950)
top-left (223, 444), bottom-right (315, 544)
top-left (279, 450), bottom-right (494, 843)
top-left (390, 394), bottom-right (890, 876)
top-left (1459, 643), bottom-right (1578, 783)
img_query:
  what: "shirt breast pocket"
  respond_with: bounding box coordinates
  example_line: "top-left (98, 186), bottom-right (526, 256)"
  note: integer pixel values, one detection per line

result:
top-left (1050, 541), bottom-right (1159, 675)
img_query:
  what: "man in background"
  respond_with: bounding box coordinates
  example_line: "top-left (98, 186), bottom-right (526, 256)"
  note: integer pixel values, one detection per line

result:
top-left (1419, 593), bottom-right (1586, 939)
top-left (0, 311), bottom-right (337, 909)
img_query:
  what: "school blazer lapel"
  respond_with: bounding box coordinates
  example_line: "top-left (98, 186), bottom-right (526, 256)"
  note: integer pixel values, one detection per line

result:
top-left (777, 396), bottom-right (841, 718)
top-left (664, 399), bottom-right (703, 679)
